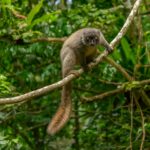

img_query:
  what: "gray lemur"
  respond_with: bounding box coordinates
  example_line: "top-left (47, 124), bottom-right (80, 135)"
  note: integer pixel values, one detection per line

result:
top-left (47, 28), bottom-right (112, 135)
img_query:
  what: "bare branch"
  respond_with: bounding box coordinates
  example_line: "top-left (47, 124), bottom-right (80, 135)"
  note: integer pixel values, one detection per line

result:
top-left (0, 73), bottom-right (80, 104)
top-left (110, 0), bottom-right (142, 48)
top-left (104, 57), bottom-right (132, 81)
top-left (82, 79), bottom-right (150, 102)
top-left (133, 93), bottom-right (146, 150)
top-left (29, 37), bottom-right (67, 43)
top-left (82, 88), bottom-right (124, 102)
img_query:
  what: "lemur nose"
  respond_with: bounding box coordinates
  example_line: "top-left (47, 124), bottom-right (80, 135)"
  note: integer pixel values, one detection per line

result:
top-left (90, 40), bottom-right (95, 46)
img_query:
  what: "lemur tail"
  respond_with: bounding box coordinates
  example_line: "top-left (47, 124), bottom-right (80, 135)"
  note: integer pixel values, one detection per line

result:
top-left (47, 84), bottom-right (72, 135)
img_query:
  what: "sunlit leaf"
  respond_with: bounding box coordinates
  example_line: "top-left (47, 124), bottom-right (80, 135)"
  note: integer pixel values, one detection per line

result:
top-left (121, 37), bottom-right (135, 64)
top-left (27, 0), bottom-right (44, 25)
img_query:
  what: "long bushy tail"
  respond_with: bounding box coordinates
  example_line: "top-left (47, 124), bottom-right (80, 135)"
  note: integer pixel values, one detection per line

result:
top-left (47, 83), bottom-right (72, 135)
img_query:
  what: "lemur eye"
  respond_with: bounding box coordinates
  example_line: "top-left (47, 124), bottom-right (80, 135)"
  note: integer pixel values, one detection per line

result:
top-left (95, 36), bottom-right (98, 40)
top-left (86, 37), bottom-right (90, 42)
top-left (95, 36), bottom-right (99, 42)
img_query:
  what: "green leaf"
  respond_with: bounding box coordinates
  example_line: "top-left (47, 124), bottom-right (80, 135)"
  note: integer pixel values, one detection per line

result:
top-left (22, 30), bottom-right (42, 39)
top-left (29, 11), bottom-right (60, 29)
top-left (27, 0), bottom-right (44, 25)
top-left (121, 37), bottom-right (135, 64)
top-left (123, 81), bottom-right (141, 91)
top-left (1, 0), bottom-right (11, 5)
top-left (111, 48), bottom-right (121, 60)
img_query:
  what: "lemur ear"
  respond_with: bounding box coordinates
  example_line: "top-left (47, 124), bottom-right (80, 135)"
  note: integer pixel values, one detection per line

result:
top-left (83, 31), bottom-right (86, 36)
top-left (96, 29), bottom-right (101, 35)
top-left (81, 31), bottom-right (86, 45)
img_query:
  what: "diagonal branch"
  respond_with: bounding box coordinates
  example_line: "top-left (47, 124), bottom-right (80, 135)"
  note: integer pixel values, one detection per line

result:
top-left (0, 0), bottom-right (142, 105)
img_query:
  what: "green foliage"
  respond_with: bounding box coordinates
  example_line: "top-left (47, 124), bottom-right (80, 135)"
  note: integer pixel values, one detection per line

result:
top-left (26, 0), bottom-right (44, 26)
top-left (123, 81), bottom-right (141, 91)
top-left (28, 11), bottom-right (60, 29)
top-left (0, 75), bottom-right (13, 96)
top-left (121, 37), bottom-right (135, 65)
top-left (0, 0), bottom-right (150, 150)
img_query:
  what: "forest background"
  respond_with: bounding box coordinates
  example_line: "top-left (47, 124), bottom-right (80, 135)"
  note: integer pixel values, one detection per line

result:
top-left (0, 0), bottom-right (150, 149)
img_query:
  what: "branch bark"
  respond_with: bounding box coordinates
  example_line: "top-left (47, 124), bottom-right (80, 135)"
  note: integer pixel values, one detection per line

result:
top-left (0, 0), bottom-right (142, 105)
top-left (29, 37), bottom-right (67, 43)
top-left (82, 79), bottom-right (150, 102)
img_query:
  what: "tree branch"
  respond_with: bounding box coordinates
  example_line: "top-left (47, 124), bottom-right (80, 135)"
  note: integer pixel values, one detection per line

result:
top-left (0, 0), bottom-right (142, 105)
top-left (82, 79), bottom-right (150, 102)
top-left (82, 88), bottom-right (124, 102)
top-left (29, 37), bottom-right (67, 43)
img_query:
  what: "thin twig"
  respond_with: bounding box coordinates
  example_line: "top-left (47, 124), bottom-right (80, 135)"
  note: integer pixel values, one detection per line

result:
top-left (82, 88), bottom-right (124, 102)
top-left (29, 37), bottom-right (67, 43)
top-left (82, 79), bottom-right (150, 102)
top-left (134, 94), bottom-right (145, 150)
top-left (130, 93), bottom-right (133, 150)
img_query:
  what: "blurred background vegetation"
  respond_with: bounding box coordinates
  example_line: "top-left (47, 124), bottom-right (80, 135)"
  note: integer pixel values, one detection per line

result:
top-left (0, 0), bottom-right (150, 149)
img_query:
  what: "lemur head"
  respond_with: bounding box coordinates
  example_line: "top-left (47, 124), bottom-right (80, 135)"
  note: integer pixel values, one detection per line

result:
top-left (81, 29), bottom-right (100, 46)
top-left (81, 28), bottom-right (112, 52)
